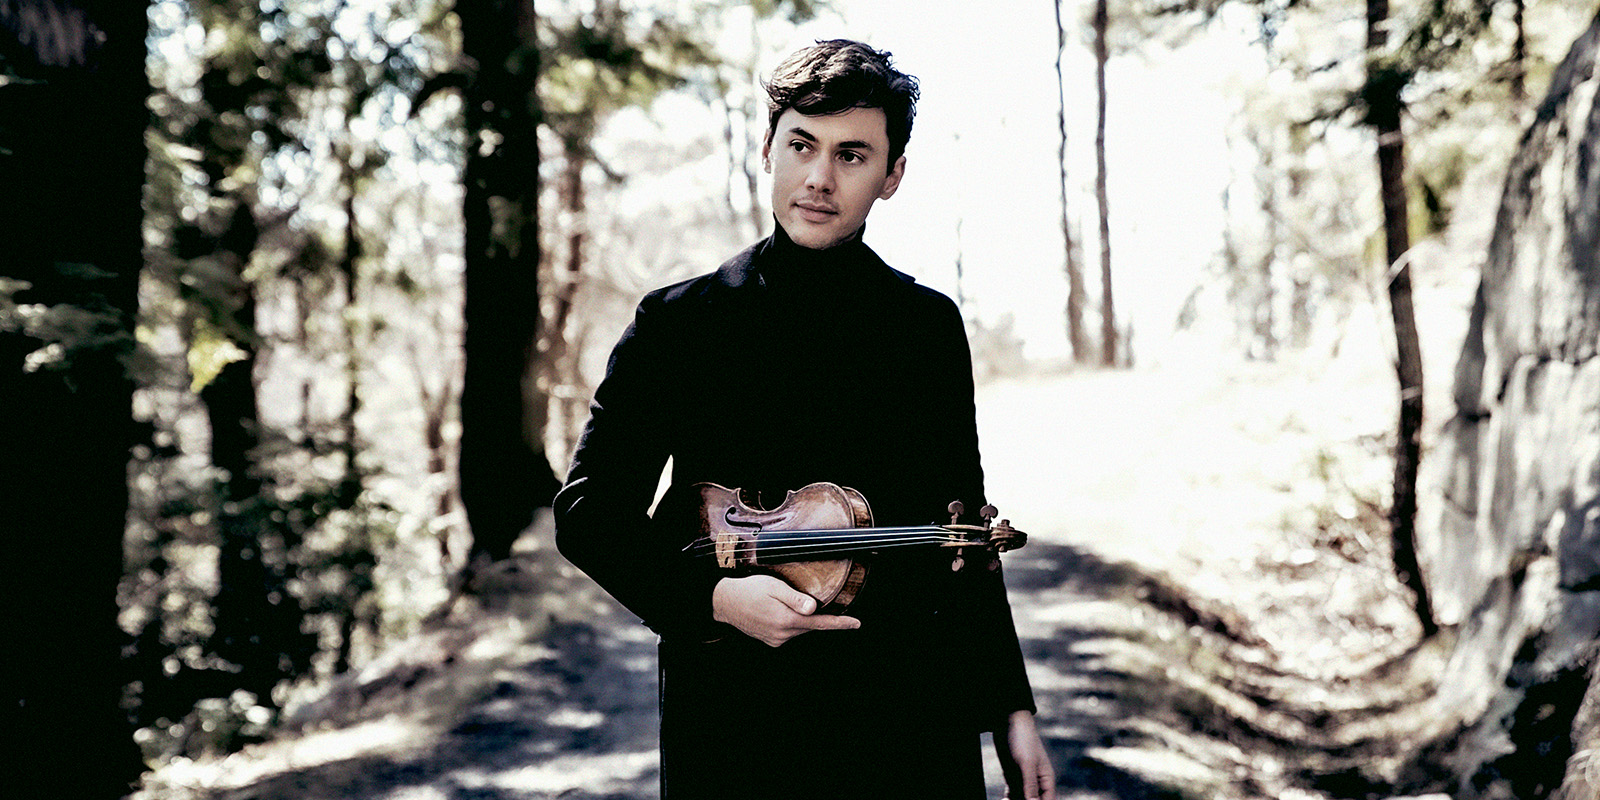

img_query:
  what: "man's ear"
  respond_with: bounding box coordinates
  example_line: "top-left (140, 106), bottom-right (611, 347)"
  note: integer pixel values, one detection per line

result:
top-left (878, 155), bottom-right (906, 200)
top-left (761, 133), bottom-right (773, 172)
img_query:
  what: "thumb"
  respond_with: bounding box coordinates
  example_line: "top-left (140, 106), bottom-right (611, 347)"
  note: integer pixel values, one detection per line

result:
top-left (776, 586), bottom-right (818, 616)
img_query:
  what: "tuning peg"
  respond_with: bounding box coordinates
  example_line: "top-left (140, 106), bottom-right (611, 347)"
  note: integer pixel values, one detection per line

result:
top-left (947, 500), bottom-right (964, 525)
top-left (979, 504), bottom-right (998, 526)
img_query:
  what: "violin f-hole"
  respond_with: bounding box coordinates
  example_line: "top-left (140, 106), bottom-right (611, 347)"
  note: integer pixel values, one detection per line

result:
top-left (724, 506), bottom-right (763, 531)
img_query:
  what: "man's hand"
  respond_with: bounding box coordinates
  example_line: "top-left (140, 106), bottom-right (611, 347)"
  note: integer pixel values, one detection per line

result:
top-left (711, 574), bottom-right (860, 647)
top-left (994, 710), bottom-right (1056, 800)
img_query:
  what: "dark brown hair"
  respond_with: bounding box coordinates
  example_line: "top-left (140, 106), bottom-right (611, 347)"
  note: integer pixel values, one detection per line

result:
top-left (763, 39), bottom-right (920, 171)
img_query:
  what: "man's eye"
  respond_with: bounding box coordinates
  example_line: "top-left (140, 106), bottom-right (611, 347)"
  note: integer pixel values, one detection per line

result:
top-left (789, 140), bottom-right (808, 152)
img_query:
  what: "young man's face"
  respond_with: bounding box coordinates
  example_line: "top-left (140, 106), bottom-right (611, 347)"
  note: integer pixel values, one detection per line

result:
top-left (763, 106), bottom-right (906, 250)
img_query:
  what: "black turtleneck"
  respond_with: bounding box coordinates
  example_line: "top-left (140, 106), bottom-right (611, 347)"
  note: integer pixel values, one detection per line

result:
top-left (752, 220), bottom-right (879, 289)
top-left (554, 223), bottom-right (1034, 798)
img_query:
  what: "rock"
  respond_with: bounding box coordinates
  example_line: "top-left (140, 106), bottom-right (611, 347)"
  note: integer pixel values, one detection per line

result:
top-left (1417, 10), bottom-right (1600, 798)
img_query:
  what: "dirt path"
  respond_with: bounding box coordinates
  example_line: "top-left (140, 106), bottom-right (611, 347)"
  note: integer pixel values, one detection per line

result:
top-left (139, 354), bottom-right (1439, 800)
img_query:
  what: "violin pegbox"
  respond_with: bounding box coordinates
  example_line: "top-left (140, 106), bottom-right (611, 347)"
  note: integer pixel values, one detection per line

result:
top-left (942, 499), bottom-right (1028, 571)
top-left (978, 504), bottom-right (1007, 570)
top-left (947, 500), bottom-right (967, 571)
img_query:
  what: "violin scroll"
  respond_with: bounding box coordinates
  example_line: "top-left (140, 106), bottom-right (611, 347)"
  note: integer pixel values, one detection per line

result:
top-left (945, 501), bottom-right (1027, 572)
top-left (988, 518), bottom-right (1026, 552)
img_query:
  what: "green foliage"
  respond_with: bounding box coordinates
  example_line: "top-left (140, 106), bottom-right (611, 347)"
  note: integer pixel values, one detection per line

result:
top-left (0, 268), bottom-right (140, 377)
top-left (748, 0), bottom-right (826, 24)
top-left (1195, 0), bottom-right (1596, 357)
top-left (126, 418), bottom-right (400, 761)
top-left (542, 4), bottom-right (717, 145)
top-left (128, 0), bottom-right (432, 760)
top-left (184, 316), bottom-right (248, 392)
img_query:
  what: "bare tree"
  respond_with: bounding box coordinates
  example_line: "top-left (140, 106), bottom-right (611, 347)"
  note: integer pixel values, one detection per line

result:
top-left (1093, 0), bottom-right (1120, 366)
top-left (1365, 0), bottom-right (1437, 637)
top-left (1056, 0), bottom-right (1091, 362)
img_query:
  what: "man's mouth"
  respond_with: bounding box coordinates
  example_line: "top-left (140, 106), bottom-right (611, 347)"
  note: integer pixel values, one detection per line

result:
top-left (794, 200), bottom-right (838, 221)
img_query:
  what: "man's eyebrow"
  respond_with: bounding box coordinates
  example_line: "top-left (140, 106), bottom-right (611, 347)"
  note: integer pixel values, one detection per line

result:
top-left (783, 125), bottom-right (877, 152)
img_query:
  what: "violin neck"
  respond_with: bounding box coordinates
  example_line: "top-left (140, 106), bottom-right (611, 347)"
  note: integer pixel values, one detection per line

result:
top-left (750, 526), bottom-right (953, 564)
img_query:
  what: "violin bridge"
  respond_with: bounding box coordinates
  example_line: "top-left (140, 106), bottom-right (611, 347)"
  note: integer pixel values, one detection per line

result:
top-left (713, 532), bottom-right (741, 569)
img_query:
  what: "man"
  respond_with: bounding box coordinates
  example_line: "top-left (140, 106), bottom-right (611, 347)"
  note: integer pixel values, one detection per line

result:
top-left (555, 39), bottom-right (1055, 799)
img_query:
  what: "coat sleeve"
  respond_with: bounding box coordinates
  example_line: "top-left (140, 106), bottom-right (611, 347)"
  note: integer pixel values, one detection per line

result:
top-left (933, 298), bottom-right (1037, 727)
top-left (553, 293), bottom-right (727, 642)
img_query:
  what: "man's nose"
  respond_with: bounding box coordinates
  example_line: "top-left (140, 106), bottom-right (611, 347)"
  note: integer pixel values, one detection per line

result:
top-left (805, 158), bottom-right (835, 192)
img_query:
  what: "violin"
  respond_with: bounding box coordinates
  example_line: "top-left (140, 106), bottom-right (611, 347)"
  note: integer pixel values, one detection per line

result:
top-left (683, 481), bottom-right (1027, 614)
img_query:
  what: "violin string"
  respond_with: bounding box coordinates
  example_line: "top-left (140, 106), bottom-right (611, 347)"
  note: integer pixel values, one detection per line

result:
top-left (679, 526), bottom-right (956, 552)
top-left (682, 534), bottom-right (948, 552)
top-left (706, 526), bottom-right (950, 541)
top-left (726, 542), bottom-right (949, 562)
top-left (688, 537), bottom-right (966, 561)
top-left (744, 536), bottom-right (950, 555)
top-left (680, 532), bottom-right (958, 556)
top-left (682, 542), bottom-right (946, 560)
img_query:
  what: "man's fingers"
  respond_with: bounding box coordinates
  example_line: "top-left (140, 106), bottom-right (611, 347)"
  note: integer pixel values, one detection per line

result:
top-left (799, 613), bottom-right (860, 631)
top-left (1025, 751), bottom-right (1055, 800)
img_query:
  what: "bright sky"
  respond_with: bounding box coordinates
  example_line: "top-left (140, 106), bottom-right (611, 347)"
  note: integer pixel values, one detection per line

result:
top-left (767, 1), bottom-right (1252, 361)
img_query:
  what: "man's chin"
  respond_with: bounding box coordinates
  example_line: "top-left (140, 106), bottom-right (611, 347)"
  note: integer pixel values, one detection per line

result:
top-left (785, 218), bottom-right (850, 250)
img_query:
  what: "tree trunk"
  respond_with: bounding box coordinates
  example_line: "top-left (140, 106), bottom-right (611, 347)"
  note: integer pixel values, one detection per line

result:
top-left (1056, 0), bottom-right (1090, 363)
top-left (1093, 0), bottom-right (1119, 367)
top-left (540, 137), bottom-right (587, 462)
top-left (333, 162), bottom-right (364, 674)
top-left (200, 289), bottom-right (273, 687)
top-left (200, 202), bottom-right (315, 696)
top-left (1286, 127), bottom-right (1313, 349)
top-left (746, 18), bottom-right (765, 236)
top-left (1256, 139), bottom-right (1278, 360)
top-left (720, 89), bottom-right (745, 234)
top-left (174, 3), bottom-right (318, 714)
top-left (458, 0), bottom-right (561, 566)
top-left (341, 164), bottom-right (362, 481)
top-left (0, 2), bottom-right (150, 793)
top-left (1510, 0), bottom-right (1527, 104)
top-left (1366, 0), bottom-right (1438, 638)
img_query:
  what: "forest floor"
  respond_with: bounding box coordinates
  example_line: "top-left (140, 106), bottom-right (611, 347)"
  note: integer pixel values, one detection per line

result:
top-left (135, 315), bottom-right (1470, 800)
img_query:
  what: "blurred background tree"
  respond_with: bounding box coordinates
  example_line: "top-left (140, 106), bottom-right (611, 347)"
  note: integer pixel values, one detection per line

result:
top-left (1, 1), bottom-right (152, 795)
top-left (119, 0), bottom-right (821, 769)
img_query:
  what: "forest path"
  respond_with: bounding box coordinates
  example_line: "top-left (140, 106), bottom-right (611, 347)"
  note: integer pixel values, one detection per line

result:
top-left (139, 347), bottom-right (1439, 800)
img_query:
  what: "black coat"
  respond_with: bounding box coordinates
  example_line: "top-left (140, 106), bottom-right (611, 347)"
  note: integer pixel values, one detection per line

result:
top-left (554, 226), bottom-right (1034, 799)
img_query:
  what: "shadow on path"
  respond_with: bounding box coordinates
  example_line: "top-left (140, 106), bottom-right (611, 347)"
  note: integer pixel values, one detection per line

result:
top-left (146, 529), bottom-right (1436, 800)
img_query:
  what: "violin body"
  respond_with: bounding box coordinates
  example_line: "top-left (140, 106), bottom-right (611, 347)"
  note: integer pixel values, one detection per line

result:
top-left (696, 482), bottom-right (873, 614)
top-left (691, 481), bottom-right (1027, 615)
